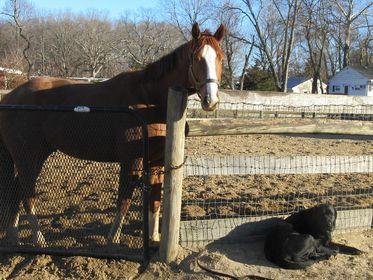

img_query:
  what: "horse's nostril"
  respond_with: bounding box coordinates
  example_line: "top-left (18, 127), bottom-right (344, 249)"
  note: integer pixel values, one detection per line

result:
top-left (203, 97), bottom-right (208, 106)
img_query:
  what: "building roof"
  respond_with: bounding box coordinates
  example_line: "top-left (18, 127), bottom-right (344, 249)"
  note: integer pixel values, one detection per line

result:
top-left (349, 65), bottom-right (373, 79)
top-left (287, 77), bottom-right (309, 89)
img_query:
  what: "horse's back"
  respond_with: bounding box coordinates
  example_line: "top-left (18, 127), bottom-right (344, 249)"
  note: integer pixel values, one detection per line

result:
top-left (1, 76), bottom-right (83, 104)
top-left (0, 75), bottom-right (165, 164)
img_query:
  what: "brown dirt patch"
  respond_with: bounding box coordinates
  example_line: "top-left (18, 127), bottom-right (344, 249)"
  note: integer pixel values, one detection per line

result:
top-left (185, 134), bottom-right (373, 156)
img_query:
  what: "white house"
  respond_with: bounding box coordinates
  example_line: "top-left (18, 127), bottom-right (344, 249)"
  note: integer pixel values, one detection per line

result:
top-left (287, 77), bottom-right (327, 94)
top-left (328, 65), bottom-right (373, 96)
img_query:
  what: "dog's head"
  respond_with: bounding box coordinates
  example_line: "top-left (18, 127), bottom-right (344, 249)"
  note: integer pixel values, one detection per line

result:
top-left (310, 204), bottom-right (337, 244)
top-left (315, 204), bottom-right (337, 230)
top-left (286, 204), bottom-right (337, 245)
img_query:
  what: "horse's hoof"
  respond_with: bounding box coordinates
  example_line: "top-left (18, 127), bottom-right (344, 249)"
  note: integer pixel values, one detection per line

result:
top-left (150, 233), bottom-right (161, 243)
top-left (149, 239), bottom-right (160, 249)
top-left (149, 233), bottom-right (161, 248)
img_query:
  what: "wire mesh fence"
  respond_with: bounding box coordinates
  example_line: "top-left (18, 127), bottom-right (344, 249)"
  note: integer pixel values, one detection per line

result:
top-left (0, 106), bottom-right (150, 261)
top-left (180, 172), bottom-right (373, 246)
top-left (180, 155), bottom-right (373, 246)
top-left (187, 99), bottom-right (373, 121)
top-left (183, 155), bottom-right (373, 176)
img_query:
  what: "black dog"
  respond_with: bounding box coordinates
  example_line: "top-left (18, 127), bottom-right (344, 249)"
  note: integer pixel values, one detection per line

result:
top-left (265, 205), bottom-right (362, 269)
top-left (286, 204), bottom-right (336, 245)
top-left (264, 221), bottom-right (337, 269)
top-left (286, 204), bottom-right (363, 255)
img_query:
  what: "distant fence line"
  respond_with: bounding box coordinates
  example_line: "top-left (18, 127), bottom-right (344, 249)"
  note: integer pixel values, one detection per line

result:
top-left (184, 155), bottom-right (373, 177)
top-left (186, 118), bottom-right (373, 136)
top-left (188, 99), bottom-right (373, 120)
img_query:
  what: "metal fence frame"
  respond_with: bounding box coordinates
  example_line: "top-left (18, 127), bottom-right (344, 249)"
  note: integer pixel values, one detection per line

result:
top-left (0, 104), bottom-right (151, 262)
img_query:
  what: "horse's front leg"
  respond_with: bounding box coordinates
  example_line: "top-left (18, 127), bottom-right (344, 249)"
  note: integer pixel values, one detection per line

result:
top-left (107, 162), bottom-right (138, 246)
top-left (107, 197), bottom-right (133, 246)
top-left (149, 166), bottom-right (164, 243)
top-left (5, 209), bottom-right (21, 246)
top-left (3, 178), bottom-right (21, 246)
top-left (23, 197), bottom-right (46, 247)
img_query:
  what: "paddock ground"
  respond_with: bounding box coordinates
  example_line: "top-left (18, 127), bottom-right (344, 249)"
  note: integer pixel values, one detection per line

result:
top-left (183, 133), bottom-right (373, 218)
top-left (185, 133), bottom-right (373, 156)
top-left (0, 229), bottom-right (372, 279)
top-left (0, 132), bottom-right (371, 279)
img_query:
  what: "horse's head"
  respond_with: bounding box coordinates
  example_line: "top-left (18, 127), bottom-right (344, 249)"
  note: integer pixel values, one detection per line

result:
top-left (189, 23), bottom-right (225, 111)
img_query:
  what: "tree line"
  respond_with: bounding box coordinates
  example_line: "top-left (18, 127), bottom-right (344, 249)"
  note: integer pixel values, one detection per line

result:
top-left (0, 0), bottom-right (371, 92)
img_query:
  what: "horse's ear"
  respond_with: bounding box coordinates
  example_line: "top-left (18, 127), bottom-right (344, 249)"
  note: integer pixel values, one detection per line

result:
top-left (192, 22), bottom-right (201, 40)
top-left (214, 24), bottom-right (226, 42)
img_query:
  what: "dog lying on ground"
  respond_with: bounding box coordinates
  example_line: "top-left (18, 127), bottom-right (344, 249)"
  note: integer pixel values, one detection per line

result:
top-left (265, 204), bottom-right (363, 269)
top-left (286, 204), bottom-right (363, 255)
top-left (264, 220), bottom-right (338, 269)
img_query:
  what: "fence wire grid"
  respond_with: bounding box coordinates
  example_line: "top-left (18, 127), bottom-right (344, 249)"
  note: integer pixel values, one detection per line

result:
top-left (0, 106), bottom-right (150, 261)
top-left (181, 172), bottom-right (373, 246)
top-left (181, 105), bottom-right (373, 245)
top-left (188, 99), bottom-right (373, 121)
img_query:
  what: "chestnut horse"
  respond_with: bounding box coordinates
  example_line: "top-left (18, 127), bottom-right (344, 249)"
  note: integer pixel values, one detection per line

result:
top-left (0, 23), bottom-right (225, 247)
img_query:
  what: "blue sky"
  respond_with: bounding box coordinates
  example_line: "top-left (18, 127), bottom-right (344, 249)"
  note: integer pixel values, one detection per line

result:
top-left (1, 0), bottom-right (158, 18)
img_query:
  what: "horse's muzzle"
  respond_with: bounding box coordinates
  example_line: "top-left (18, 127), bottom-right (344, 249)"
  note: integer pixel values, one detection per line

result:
top-left (202, 96), bottom-right (219, 111)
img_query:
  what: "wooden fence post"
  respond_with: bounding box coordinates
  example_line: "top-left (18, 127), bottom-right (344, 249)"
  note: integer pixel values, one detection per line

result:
top-left (159, 87), bottom-right (188, 263)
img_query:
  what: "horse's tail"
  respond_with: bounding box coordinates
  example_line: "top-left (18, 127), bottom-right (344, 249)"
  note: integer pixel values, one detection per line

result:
top-left (0, 134), bottom-right (20, 229)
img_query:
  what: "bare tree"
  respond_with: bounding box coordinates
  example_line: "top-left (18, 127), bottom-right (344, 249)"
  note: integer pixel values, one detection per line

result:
top-left (227, 0), bottom-right (300, 92)
top-left (1, 0), bottom-right (34, 79)
top-left (239, 38), bottom-right (254, 90)
top-left (357, 15), bottom-right (372, 66)
top-left (216, 3), bottom-right (246, 89)
top-left (332, 0), bottom-right (372, 67)
top-left (46, 13), bottom-right (83, 77)
top-left (74, 12), bottom-right (117, 78)
top-left (160, 0), bottom-right (214, 40)
top-left (300, 0), bottom-right (329, 93)
top-left (118, 11), bottom-right (182, 70)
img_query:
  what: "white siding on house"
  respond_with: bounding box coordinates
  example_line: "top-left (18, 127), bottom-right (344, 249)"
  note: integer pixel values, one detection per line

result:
top-left (367, 80), bottom-right (373, 96)
top-left (287, 78), bottom-right (327, 94)
top-left (291, 79), bottom-right (326, 94)
top-left (328, 66), bottom-right (371, 96)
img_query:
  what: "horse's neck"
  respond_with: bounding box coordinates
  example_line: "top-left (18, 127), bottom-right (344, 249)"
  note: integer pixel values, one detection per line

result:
top-left (108, 48), bottom-right (190, 121)
top-left (138, 59), bottom-right (190, 119)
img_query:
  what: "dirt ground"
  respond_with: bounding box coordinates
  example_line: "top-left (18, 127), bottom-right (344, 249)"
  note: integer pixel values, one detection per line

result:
top-left (185, 133), bottom-right (373, 156)
top-left (183, 133), bottom-right (373, 218)
top-left (0, 133), bottom-right (371, 279)
top-left (0, 229), bottom-right (371, 279)
top-left (182, 173), bottom-right (373, 219)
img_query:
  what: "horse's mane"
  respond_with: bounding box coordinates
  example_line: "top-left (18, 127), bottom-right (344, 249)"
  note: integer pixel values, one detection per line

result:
top-left (143, 42), bottom-right (190, 81)
top-left (143, 30), bottom-right (224, 81)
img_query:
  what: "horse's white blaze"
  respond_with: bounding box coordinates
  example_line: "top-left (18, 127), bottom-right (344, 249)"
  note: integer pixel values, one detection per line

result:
top-left (149, 209), bottom-right (160, 242)
top-left (201, 45), bottom-right (219, 106)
